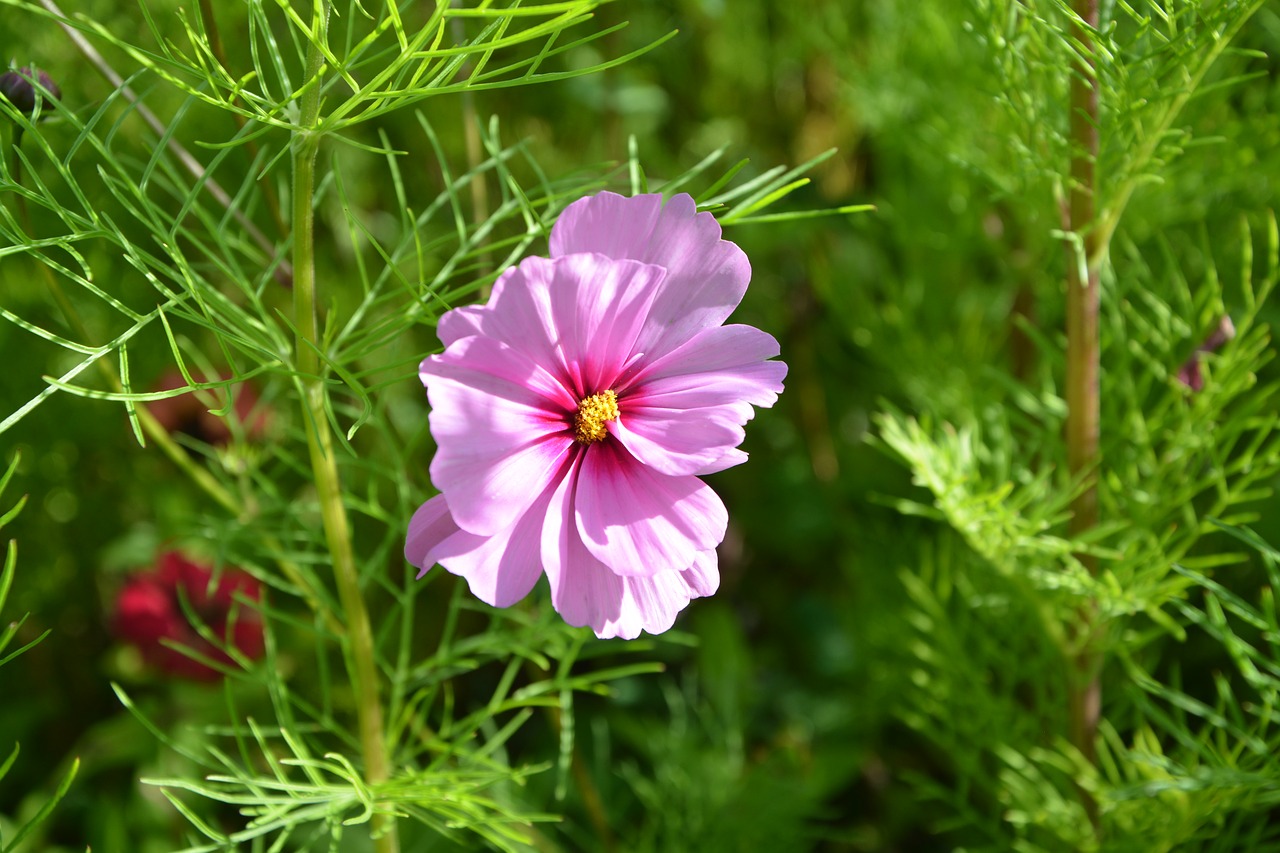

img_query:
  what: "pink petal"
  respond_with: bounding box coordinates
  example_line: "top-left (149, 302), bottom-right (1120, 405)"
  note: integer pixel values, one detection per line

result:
top-left (460, 255), bottom-right (667, 396)
top-left (556, 552), bottom-right (704, 640)
top-left (608, 571), bottom-right (699, 639)
top-left (608, 325), bottom-right (787, 474)
top-left (422, 335), bottom-right (577, 414)
top-left (430, 435), bottom-right (571, 536)
top-left (540, 454), bottom-right (618, 623)
top-left (610, 408), bottom-right (748, 476)
top-left (404, 492), bottom-right (550, 607)
top-left (436, 265), bottom-right (522, 346)
top-left (550, 192), bottom-right (751, 358)
top-left (681, 549), bottom-right (721, 597)
top-left (451, 258), bottom-right (563, 373)
top-left (436, 305), bottom-right (488, 347)
top-left (539, 254), bottom-right (667, 395)
top-left (550, 192), bottom-right (665, 261)
top-left (439, 487), bottom-right (560, 608)
top-left (404, 494), bottom-right (461, 576)
top-left (540, 460), bottom-right (701, 638)
top-left (550, 538), bottom-right (634, 638)
top-left (422, 337), bottom-right (576, 534)
top-left (620, 324), bottom-right (787, 414)
top-left (574, 441), bottom-right (728, 577)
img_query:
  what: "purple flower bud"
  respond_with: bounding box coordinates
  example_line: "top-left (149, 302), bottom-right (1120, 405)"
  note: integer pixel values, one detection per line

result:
top-left (1200, 315), bottom-right (1236, 352)
top-left (1177, 316), bottom-right (1235, 392)
top-left (0, 66), bottom-right (60, 116)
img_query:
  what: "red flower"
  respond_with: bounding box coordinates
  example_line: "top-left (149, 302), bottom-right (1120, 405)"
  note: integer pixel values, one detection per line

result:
top-left (146, 369), bottom-right (269, 446)
top-left (114, 551), bottom-right (264, 681)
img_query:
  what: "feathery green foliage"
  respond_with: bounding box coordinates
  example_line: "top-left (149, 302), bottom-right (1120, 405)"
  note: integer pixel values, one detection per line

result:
top-left (0, 454), bottom-right (78, 851)
top-left (0, 1), bottom-right (850, 849)
top-left (3, 0), bottom-right (1280, 850)
top-left (856, 1), bottom-right (1280, 849)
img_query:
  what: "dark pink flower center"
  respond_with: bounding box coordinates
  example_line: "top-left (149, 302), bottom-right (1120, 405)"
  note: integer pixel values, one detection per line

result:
top-left (573, 390), bottom-right (619, 443)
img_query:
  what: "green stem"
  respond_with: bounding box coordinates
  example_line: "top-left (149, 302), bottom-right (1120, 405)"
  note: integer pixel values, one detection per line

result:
top-left (291, 7), bottom-right (397, 852)
top-left (1065, 0), bottom-right (1102, 834)
top-left (1060, 2), bottom-right (1265, 833)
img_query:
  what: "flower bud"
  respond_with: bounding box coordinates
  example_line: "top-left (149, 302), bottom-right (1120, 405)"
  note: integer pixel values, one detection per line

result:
top-left (0, 66), bottom-right (60, 116)
top-left (1177, 316), bottom-right (1235, 392)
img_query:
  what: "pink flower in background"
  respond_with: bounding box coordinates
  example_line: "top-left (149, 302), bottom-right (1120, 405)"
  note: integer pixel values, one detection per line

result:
top-left (114, 551), bottom-right (264, 681)
top-left (404, 192), bottom-right (786, 638)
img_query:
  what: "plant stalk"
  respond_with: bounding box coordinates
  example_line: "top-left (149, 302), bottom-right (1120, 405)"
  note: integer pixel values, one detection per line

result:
top-left (291, 7), bottom-right (397, 852)
top-left (1065, 0), bottom-right (1102, 832)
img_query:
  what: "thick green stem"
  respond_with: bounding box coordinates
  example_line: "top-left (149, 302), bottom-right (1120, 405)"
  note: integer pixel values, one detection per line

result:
top-left (1065, 0), bottom-right (1102, 833)
top-left (292, 7), bottom-right (397, 852)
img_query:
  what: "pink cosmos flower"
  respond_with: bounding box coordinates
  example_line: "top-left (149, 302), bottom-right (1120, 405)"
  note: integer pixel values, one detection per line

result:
top-left (404, 192), bottom-right (786, 638)
top-left (114, 551), bottom-right (264, 681)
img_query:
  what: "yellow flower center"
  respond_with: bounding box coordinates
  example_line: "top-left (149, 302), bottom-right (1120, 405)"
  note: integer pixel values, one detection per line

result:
top-left (573, 390), bottom-right (619, 444)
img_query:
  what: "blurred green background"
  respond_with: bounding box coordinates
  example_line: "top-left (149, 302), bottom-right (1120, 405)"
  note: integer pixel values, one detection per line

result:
top-left (3, 0), bottom-right (1280, 850)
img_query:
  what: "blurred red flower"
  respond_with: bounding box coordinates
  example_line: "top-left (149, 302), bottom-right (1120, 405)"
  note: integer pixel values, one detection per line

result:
top-left (114, 551), bottom-right (264, 681)
top-left (146, 370), bottom-right (268, 446)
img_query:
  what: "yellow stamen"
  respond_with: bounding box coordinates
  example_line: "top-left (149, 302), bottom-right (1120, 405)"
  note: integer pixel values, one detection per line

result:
top-left (573, 390), bottom-right (619, 444)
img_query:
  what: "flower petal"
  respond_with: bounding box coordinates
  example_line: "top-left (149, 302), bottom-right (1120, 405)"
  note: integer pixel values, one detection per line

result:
top-left (539, 254), bottom-right (667, 394)
top-left (459, 254), bottom-right (667, 396)
top-left (437, 304), bottom-right (488, 347)
top-left (607, 325), bottom-right (786, 474)
top-left (541, 459), bottom-right (702, 638)
top-left (404, 494), bottom-right (461, 576)
top-left (620, 324), bottom-right (787, 414)
top-left (540, 453), bottom-right (619, 623)
top-left (610, 408), bottom-right (748, 476)
top-left (550, 192), bottom-right (665, 261)
top-left (436, 265), bottom-right (522, 346)
top-left (681, 549), bottom-right (721, 598)
top-left (423, 334), bottom-right (577, 414)
top-left (422, 336), bottom-right (576, 534)
top-left (607, 571), bottom-right (699, 639)
top-left (432, 435), bottom-right (571, 536)
top-left (406, 490), bottom-right (554, 608)
top-left (446, 497), bottom-right (559, 608)
top-left (550, 192), bottom-right (751, 358)
top-left (574, 441), bottom-right (728, 576)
